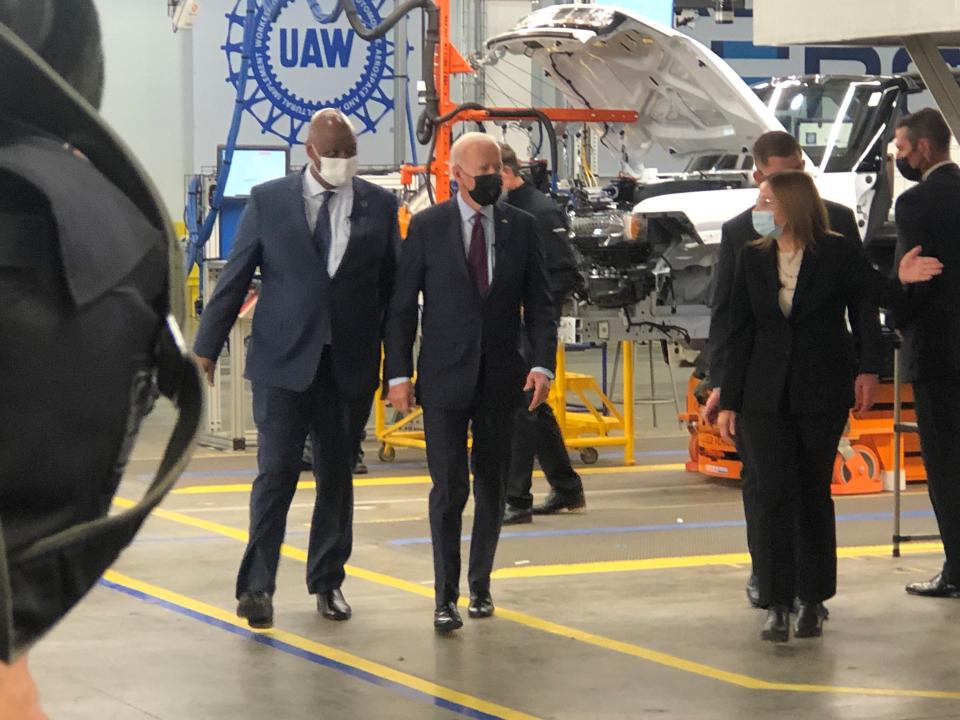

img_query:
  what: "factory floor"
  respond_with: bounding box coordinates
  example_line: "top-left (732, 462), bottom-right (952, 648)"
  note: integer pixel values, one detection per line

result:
top-left (27, 395), bottom-right (960, 720)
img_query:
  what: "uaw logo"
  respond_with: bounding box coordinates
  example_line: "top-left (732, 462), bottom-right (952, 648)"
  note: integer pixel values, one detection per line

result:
top-left (224, 0), bottom-right (398, 145)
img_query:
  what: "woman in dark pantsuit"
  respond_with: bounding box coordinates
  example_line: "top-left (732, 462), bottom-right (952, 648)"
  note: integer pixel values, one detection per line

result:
top-left (717, 171), bottom-right (941, 642)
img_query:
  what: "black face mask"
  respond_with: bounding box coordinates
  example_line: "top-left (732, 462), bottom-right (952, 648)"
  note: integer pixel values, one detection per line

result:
top-left (467, 172), bottom-right (503, 207)
top-left (897, 156), bottom-right (924, 183)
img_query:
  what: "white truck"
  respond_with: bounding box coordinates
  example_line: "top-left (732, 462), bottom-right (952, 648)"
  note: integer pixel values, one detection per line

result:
top-left (486, 5), bottom-right (932, 344)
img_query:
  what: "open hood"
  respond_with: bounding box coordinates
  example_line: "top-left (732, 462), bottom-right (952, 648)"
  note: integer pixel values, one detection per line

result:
top-left (485, 5), bottom-right (786, 172)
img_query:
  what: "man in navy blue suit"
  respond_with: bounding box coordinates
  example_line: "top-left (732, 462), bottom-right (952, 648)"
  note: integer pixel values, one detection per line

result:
top-left (384, 133), bottom-right (556, 632)
top-left (194, 109), bottom-right (400, 629)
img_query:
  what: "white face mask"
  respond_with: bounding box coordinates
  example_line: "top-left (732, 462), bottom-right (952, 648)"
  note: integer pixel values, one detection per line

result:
top-left (316, 155), bottom-right (358, 187)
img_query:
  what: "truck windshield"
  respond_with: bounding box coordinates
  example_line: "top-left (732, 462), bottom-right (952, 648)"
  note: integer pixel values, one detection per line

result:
top-left (754, 78), bottom-right (896, 173)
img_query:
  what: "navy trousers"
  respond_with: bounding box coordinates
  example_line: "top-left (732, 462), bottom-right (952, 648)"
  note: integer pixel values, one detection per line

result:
top-left (236, 349), bottom-right (370, 598)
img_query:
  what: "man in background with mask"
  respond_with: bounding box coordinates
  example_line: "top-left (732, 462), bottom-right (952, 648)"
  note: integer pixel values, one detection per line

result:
top-left (194, 108), bottom-right (400, 629)
top-left (703, 130), bottom-right (882, 607)
top-left (498, 143), bottom-right (586, 526)
top-left (0, 0), bottom-right (201, 714)
top-left (384, 133), bottom-right (556, 632)
top-left (892, 108), bottom-right (960, 599)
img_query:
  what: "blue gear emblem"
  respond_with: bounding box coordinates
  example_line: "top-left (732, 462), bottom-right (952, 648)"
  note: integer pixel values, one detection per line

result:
top-left (224, 0), bottom-right (397, 145)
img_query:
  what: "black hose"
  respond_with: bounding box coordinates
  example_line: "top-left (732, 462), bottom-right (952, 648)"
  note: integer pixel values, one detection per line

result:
top-left (419, 102), bottom-right (562, 202)
top-left (312, 3), bottom-right (562, 198)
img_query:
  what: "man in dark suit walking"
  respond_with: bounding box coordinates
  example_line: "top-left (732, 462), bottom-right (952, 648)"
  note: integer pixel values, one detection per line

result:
top-left (703, 131), bottom-right (883, 606)
top-left (893, 108), bottom-right (960, 598)
top-left (384, 133), bottom-right (556, 632)
top-left (498, 143), bottom-right (586, 526)
top-left (194, 109), bottom-right (400, 629)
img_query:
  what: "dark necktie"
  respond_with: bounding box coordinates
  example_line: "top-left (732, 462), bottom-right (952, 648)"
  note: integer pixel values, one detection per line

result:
top-left (467, 212), bottom-right (489, 295)
top-left (313, 190), bottom-right (335, 273)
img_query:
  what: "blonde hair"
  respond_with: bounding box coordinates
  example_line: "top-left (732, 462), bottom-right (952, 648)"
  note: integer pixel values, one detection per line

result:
top-left (753, 170), bottom-right (838, 250)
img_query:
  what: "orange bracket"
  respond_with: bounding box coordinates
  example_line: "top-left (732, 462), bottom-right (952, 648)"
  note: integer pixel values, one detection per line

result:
top-left (401, 0), bottom-right (638, 203)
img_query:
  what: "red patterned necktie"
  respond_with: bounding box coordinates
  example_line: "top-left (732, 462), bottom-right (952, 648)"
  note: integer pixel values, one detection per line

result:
top-left (467, 212), bottom-right (489, 295)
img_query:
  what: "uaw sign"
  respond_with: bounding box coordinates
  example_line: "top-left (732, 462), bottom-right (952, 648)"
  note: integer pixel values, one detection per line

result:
top-left (224, 0), bottom-right (397, 145)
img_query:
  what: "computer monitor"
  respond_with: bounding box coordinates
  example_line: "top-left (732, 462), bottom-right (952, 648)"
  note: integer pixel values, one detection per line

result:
top-left (217, 145), bottom-right (290, 197)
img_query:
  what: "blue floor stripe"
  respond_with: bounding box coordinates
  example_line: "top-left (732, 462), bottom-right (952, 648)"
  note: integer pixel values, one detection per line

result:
top-left (388, 510), bottom-right (937, 546)
top-left (100, 578), bottom-right (506, 720)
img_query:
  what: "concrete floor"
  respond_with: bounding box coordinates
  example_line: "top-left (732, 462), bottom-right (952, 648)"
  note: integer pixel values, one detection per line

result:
top-left (28, 396), bottom-right (960, 720)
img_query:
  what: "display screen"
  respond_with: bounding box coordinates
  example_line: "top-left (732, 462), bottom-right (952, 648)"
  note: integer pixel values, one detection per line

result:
top-left (218, 146), bottom-right (290, 197)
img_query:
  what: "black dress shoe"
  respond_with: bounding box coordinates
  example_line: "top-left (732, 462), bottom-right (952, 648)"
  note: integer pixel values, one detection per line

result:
top-left (237, 591), bottom-right (273, 629)
top-left (761, 605), bottom-right (790, 643)
top-left (531, 491), bottom-right (586, 515)
top-left (353, 460), bottom-right (368, 475)
top-left (434, 601), bottom-right (463, 633)
top-left (746, 573), bottom-right (761, 608)
top-left (794, 602), bottom-right (827, 638)
top-left (317, 588), bottom-right (352, 621)
top-left (503, 505), bottom-right (532, 525)
top-left (905, 572), bottom-right (960, 598)
top-left (468, 592), bottom-right (494, 619)
top-left (791, 597), bottom-right (829, 619)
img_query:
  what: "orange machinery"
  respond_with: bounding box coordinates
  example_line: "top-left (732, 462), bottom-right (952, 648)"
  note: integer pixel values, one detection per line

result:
top-left (396, 0), bottom-right (638, 205)
top-left (679, 374), bottom-right (927, 496)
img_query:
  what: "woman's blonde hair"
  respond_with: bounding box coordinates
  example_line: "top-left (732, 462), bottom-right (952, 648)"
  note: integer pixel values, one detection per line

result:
top-left (753, 170), bottom-right (838, 250)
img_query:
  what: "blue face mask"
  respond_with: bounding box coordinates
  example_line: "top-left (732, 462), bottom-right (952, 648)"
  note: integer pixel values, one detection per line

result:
top-left (752, 209), bottom-right (783, 238)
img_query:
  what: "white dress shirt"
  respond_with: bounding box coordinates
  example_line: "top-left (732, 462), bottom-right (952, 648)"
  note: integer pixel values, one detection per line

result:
top-left (777, 247), bottom-right (803, 318)
top-left (303, 167), bottom-right (353, 276)
top-left (922, 160), bottom-right (955, 181)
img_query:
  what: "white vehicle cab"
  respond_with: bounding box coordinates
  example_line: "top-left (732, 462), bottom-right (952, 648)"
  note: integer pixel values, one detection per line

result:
top-left (486, 6), bottom-right (927, 340)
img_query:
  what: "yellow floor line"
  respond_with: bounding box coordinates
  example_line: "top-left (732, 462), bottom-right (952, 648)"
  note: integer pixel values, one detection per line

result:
top-left (114, 496), bottom-right (960, 702)
top-left (169, 464), bottom-right (687, 495)
top-left (491, 542), bottom-right (946, 579)
top-left (102, 570), bottom-right (539, 720)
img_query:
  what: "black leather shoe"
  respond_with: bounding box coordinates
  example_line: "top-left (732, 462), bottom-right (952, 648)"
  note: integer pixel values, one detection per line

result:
top-left (317, 588), bottom-right (352, 621)
top-left (794, 602), bottom-right (827, 638)
top-left (761, 606), bottom-right (790, 643)
top-left (354, 460), bottom-right (368, 475)
top-left (237, 591), bottom-right (273, 629)
top-left (531, 491), bottom-right (586, 515)
top-left (746, 573), bottom-right (760, 608)
top-left (434, 601), bottom-right (463, 633)
top-left (503, 505), bottom-right (532, 525)
top-left (468, 592), bottom-right (494, 619)
top-left (790, 596), bottom-right (830, 619)
top-left (905, 572), bottom-right (960, 598)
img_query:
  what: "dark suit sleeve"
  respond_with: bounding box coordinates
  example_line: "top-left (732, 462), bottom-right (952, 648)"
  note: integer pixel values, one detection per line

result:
top-left (834, 207), bottom-right (883, 375)
top-left (893, 192), bottom-right (936, 327)
top-left (521, 212), bottom-right (558, 374)
top-left (378, 193), bottom-right (401, 338)
top-left (538, 205), bottom-right (581, 305)
top-left (708, 222), bottom-right (738, 388)
top-left (383, 211), bottom-right (426, 381)
top-left (717, 248), bottom-right (754, 413)
top-left (192, 190), bottom-right (263, 361)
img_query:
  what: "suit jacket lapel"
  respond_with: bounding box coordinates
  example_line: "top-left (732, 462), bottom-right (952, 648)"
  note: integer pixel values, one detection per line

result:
top-left (448, 200), bottom-right (480, 296)
top-left (333, 177), bottom-right (366, 276)
top-left (757, 245), bottom-right (780, 315)
top-left (790, 245), bottom-right (820, 319)
top-left (488, 202), bottom-right (510, 296)
top-left (289, 171), bottom-right (313, 244)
